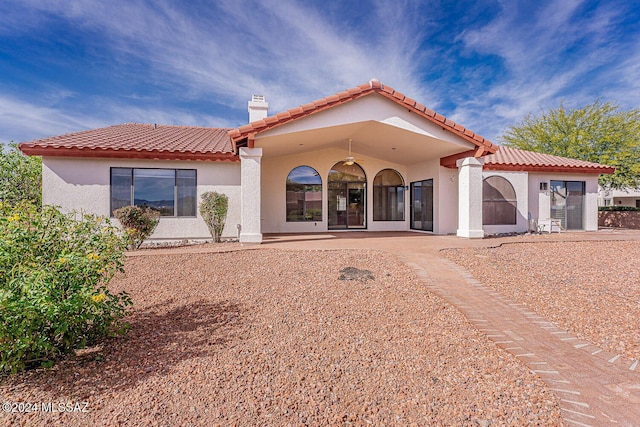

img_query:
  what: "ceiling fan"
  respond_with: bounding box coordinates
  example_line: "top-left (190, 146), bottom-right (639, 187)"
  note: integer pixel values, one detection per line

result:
top-left (342, 138), bottom-right (364, 166)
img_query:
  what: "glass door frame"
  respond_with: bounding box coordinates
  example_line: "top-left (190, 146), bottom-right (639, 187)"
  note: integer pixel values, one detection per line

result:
top-left (410, 179), bottom-right (434, 232)
top-left (550, 180), bottom-right (585, 230)
top-left (328, 181), bottom-right (367, 230)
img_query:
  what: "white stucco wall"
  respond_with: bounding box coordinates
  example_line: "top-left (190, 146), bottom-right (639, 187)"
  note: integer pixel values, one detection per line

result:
top-left (528, 172), bottom-right (600, 231)
top-left (612, 197), bottom-right (640, 207)
top-left (239, 148), bottom-right (263, 243)
top-left (261, 147), bottom-right (410, 233)
top-left (42, 157), bottom-right (241, 240)
top-left (436, 167), bottom-right (459, 235)
top-left (482, 171), bottom-right (530, 234)
top-left (599, 187), bottom-right (640, 207)
top-left (405, 160), bottom-right (455, 234)
top-left (455, 157), bottom-right (484, 238)
top-left (259, 95), bottom-right (474, 150)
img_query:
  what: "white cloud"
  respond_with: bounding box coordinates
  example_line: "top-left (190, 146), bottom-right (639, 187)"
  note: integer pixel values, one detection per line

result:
top-left (0, 93), bottom-right (238, 144)
top-left (0, 94), bottom-right (104, 143)
top-left (450, 0), bottom-right (638, 142)
top-left (5, 0), bottom-right (438, 111)
top-left (1, 0), bottom-right (638, 146)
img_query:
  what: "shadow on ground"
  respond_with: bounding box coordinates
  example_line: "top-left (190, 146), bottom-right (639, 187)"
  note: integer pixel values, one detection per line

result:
top-left (2, 300), bottom-right (243, 399)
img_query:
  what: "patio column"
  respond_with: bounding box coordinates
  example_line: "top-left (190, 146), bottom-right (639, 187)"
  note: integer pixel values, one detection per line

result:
top-left (456, 157), bottom-right (484, 238)
top-left (239, 147), bottom-right (262, 244)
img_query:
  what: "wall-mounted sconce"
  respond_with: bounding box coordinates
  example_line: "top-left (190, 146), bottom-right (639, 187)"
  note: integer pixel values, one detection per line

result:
top-left (540, 182), bottom-right (548, 191)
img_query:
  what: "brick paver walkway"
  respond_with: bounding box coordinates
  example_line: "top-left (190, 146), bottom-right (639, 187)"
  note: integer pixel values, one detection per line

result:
top-left (134, 230), bottom-right (640, 425)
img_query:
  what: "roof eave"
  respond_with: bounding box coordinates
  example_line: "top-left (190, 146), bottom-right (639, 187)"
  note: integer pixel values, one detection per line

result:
top-left (483, 164), bottom-right (615, 174)
top-left (18, 145), bottom-right (239, 162)
top-left (229, 82), bottom-right (498, 154)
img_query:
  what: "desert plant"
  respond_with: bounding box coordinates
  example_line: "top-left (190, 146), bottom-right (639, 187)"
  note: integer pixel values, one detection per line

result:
top-left (0, 143), bottom-right (42, 208)
top-left (199, 191), bottom-right (228, 242)
top-left (0, 203), bottom-right (132, 374)
top-left (113, 205), bottom-right (160, 250)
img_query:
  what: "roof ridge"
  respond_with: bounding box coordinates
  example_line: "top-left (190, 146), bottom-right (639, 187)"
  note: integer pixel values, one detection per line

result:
top-left (127, 123), bottom-right (233, 131)
top-left (228, 80), bottom-right (498, 154)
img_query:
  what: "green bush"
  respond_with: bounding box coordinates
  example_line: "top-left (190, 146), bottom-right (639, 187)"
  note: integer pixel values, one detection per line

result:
top-left (0, 203), bottom-right (132, 374)
top-left (598, 206), bottom-right (639, 211)
top-left (0, 143), bottom-right (42, 208)
top-left (113, 205), bottom-right (160, 250)
top-left (199, 192), bottom-right (228, 243)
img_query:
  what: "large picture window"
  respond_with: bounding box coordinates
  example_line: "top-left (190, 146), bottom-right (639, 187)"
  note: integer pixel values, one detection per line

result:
top-left (373, 169), bottom-right (404, 221)
top-left (286, 166), bottom-right (322, 221)
top-left (110, 168), bottom-right (197, 217)
top-left (483, 176), bottom-right (517, 225)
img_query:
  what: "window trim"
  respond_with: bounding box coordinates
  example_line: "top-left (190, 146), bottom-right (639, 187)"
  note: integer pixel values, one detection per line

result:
top-left (110, 167), bottom-right (198, 218)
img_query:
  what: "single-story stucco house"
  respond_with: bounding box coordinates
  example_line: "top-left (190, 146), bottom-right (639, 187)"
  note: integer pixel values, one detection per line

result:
top-left (19, 80), bottom-right (615, 243)
top-left (599, 187), bottom-right (640, 208)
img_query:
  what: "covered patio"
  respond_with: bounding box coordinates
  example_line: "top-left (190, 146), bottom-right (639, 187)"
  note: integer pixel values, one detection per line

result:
top-left (229, 80), bottom-right (497, 242)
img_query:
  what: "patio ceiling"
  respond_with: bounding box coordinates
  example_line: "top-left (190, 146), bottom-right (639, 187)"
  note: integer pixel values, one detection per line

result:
top-left (254, 120), bottom-right (475, 166)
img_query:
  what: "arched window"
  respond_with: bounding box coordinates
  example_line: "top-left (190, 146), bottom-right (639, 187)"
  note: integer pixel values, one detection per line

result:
top-left (286, 166), bottom-right (322, 221)
top-left (483, 176), bottom-right (517, 225)
top-left (373, 169), bottom-right (404, 221)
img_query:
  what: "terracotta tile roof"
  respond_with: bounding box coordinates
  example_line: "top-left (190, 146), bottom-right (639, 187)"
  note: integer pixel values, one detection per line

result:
top-left (482, 146), bottom-right (615, 174)
top-left (228, 80), bottom-right (498, 154)
top-left (19, 123), bottom-right (237, 161)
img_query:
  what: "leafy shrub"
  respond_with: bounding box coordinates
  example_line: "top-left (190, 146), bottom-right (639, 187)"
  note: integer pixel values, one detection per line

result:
top-left (199, 192), bottom-right (228, 242)
top-left (599, 206), bottom-right (639, 211)
top-left (113, 205), bottom-right (160, 250)
top-left (0, 203), bottom-right (132, 374)
top-left (0, 143), bottom-right (42, 208)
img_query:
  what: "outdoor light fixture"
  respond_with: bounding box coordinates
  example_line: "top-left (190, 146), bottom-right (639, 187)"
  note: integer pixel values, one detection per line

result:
top-left (540, 182), bottom-right (548, 190)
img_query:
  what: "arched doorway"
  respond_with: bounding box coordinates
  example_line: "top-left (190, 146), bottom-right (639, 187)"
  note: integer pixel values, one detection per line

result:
top-left (328, 162), bottom-right (366, 229)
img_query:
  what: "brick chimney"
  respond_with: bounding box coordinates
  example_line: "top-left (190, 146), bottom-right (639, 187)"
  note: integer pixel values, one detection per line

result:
top-left (248, 95), bottom-right (268, 123)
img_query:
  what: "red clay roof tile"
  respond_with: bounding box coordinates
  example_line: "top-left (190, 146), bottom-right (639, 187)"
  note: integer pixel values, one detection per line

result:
top-left (482, 146), bottom-right (615, 174)
top-left (229, 81), bottom-right (498, 154)
top-left (19, 123), bottom-right (237, 161)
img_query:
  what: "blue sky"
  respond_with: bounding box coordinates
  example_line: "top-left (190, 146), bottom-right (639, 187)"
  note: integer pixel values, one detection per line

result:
top-left (1, 0), bottom-right (638, 146)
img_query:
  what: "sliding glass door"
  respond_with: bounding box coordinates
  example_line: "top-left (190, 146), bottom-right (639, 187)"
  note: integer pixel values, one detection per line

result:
top-left (550, 180), bottom-right (585, 230)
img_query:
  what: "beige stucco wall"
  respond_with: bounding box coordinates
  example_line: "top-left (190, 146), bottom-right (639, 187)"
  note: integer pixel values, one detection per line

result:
top-left (261, 147), bottom-right (411, 233)
top-left (599, 188), bottom-right (640, 207)
top-left (528, 172), bottom-right (600, 231)
top-left (404, 160), bottom-right (458, 235)
top-left (482, 171), bottom-right (530, 234)
top-left (612, 197), bottom-right (640, 207)
top-left (258, 95), bottom-right (475, 150)
top-left (42, 156), bottom-right (241, 240)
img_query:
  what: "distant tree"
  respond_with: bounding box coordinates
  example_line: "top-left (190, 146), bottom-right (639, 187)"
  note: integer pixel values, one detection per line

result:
top-left (0, 143), bottom-right (42, 207)
top-left (500, 101), bottom-right (640, 190)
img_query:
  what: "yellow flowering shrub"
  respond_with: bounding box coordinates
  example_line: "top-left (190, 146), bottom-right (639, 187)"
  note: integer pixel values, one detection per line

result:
top-left (0, 203), bottom-right (132, 374)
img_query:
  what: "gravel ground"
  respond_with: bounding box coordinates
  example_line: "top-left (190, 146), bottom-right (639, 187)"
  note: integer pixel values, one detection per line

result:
top-left (2, 249), bottom-right (562, 426)
top-left (443, 240), bottom-right (640, 361)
